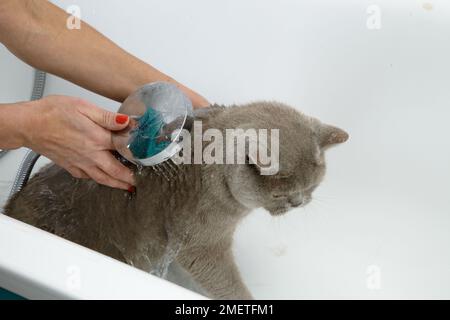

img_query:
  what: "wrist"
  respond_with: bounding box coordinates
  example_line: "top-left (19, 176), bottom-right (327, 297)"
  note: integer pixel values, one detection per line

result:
top-left (154, 76), bottom-right (210, 109)
top-left (0, 100), bottom-right (37, 150)
top-left (17, 99), bottom-right (46, 149)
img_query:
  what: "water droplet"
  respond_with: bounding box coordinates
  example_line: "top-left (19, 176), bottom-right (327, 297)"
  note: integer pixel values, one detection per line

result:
top-left (136, 164), bottom-right (144, 176)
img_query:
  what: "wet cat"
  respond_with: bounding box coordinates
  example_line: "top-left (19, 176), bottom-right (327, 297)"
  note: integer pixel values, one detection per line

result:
top-left (4, 101), bottom-right (348, 299)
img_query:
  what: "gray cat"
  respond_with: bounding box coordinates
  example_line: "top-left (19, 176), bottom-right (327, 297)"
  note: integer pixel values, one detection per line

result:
top-left (4, 102), bottom-right (348, 299)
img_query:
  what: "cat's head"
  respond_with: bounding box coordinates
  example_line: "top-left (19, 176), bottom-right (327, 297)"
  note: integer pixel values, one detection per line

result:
top-left (221, 102), bottom-right (348, 216)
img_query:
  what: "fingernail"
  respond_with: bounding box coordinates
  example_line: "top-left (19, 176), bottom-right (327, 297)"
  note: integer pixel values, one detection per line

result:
top-left (128, 186), bottom-right (136, 193)
top-left (116, 114), bottom-right (129, 124)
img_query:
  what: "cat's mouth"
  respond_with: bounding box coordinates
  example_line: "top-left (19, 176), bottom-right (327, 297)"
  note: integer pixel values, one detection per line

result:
top-left (268, 206), bottom-right (292, 216)
top-left (268, 199), bottom-right (312, 216)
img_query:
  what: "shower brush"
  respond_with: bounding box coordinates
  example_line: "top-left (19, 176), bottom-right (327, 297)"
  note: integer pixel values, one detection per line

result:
top-left (112, 82), bottom-right (193, 179)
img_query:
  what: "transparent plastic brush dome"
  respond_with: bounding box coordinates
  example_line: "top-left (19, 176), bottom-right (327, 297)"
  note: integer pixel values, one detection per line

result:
top-left (112, 82), bottom-right (193, 166)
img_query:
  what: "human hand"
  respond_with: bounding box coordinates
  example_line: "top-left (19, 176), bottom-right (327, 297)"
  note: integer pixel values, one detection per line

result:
top-left (22, 95), bottom-right (135, 190)
top-left (178, 84), bottom-right (211, 109)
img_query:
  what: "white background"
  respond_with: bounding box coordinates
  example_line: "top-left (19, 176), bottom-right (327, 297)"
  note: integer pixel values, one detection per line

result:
top-left (1, 0), bottom-right (450, 299)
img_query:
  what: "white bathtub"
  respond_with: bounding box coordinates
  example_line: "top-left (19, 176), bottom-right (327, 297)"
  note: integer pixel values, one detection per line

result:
top-left (1, 0), bottom-right (450, 299)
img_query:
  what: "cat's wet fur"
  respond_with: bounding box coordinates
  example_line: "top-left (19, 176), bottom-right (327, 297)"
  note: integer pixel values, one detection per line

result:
top-left (4, 101), bottom-right (348, 299)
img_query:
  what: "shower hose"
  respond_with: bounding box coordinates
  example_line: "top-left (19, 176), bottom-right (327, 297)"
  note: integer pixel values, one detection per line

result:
top-left (0, 70), bottom-right (46, 200)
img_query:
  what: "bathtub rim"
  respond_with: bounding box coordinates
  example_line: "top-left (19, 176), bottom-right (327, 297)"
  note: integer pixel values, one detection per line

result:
top-left (0, 214), bottom-right (206, 300)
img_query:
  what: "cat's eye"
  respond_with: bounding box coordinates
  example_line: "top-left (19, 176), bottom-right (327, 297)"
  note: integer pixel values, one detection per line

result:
top-left (272, 194), bottom-right (287, 199)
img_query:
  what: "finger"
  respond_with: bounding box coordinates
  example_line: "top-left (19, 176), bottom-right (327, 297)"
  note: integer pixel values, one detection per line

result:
top-left (91, 127), bottom-right (117, 151)
top-left (85, 166), bottom-right (131, 191)
top-left (66, 167), bottom-right (89, 180)
top-left (79, 103), bottom-right (130, 131)
top-left (177, 84), bottom-right (210, 109)
top-left (94, 151), bottom-right (135, 186)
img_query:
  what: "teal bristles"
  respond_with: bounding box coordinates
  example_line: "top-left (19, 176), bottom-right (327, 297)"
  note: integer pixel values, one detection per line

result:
top-left (129, 107), bottom-right (171, 159)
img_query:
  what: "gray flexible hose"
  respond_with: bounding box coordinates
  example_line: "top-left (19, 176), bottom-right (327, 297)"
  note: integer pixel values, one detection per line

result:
top-left (5, 70), bottom-right (46, 198)
top-left (30, 69), bottom-right (47, 101)
top-left (8, 149), bottom-right (41, 199)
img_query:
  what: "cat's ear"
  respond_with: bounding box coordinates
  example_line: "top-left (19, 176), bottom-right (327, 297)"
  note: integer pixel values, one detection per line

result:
top-left (317, 124), bottom-right (349, 149)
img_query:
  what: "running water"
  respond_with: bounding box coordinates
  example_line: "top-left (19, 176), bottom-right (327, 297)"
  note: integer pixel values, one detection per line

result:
top-left (136, 163), bottom-right (144, 176)
top-left (151, 229), bottom-right (189, 279)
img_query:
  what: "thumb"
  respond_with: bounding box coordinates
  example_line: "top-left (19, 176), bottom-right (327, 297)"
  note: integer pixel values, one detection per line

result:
top-left (81, 104), bottom-right (130, 131)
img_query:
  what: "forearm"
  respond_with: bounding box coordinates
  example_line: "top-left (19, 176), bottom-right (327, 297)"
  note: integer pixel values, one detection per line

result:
top-left (0, 0), bottom-right (207, 106)
top-left (0, 101), bottom-right (33, 150)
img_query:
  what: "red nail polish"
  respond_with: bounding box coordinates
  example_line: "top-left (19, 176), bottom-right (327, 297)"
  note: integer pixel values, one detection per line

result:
top-left (116, 114), bottom-right (129, 124)
top-left (128, 186), bottom-right (136, 193)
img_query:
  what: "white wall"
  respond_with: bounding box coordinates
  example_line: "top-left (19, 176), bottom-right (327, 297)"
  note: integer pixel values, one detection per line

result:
top-left (1, 0), bottom-right (450, 299)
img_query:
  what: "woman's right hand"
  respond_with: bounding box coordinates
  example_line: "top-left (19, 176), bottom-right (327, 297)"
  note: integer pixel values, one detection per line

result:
top-left (21, 95), bottom-right (135, 191)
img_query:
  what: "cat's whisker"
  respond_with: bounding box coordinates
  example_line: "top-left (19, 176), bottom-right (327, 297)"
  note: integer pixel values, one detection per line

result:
top-left (308, 200), bottom-right (327, 215)
top-left (311, 200), bottom-right (330, 211)
top-left (311, 196), bottom-right (334, 210)
top-left (314, 192), bottom-right (337, 201)
top-left (299, 208), bottom-right (313, 240)
top-left (310, 203), bottom-right (328, 220)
